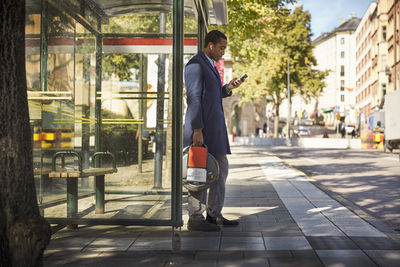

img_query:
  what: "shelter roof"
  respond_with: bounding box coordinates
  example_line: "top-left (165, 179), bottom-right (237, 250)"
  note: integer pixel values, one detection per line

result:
top-left (92, 0), bottom-right (228, 25)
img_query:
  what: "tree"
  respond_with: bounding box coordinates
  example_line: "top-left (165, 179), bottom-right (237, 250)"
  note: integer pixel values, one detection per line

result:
top-left (221, 3), bottom-right (328, 137)
top-left (0, 1), bottom-right (51, 266)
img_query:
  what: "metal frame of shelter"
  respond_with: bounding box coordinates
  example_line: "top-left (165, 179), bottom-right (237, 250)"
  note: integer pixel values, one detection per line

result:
top-left (27, 0), bottom-right (228, 228)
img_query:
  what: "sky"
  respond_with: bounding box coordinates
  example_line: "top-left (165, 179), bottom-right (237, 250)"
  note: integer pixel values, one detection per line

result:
top-left (291, 0), bottom-right (374, 39)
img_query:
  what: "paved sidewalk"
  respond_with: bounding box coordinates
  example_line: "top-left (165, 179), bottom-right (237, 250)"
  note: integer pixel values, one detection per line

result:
top-left (44, 146), bottom-right (400, 266)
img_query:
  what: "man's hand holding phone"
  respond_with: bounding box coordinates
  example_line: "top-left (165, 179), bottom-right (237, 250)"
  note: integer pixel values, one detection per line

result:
top-left (227, 74), bottom-right (248, 90)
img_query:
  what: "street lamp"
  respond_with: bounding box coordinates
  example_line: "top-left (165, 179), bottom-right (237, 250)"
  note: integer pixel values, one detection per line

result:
top-left (265, 95), bottom-right (273, 137)
top-left (287, 58), bottom-right (291, 140)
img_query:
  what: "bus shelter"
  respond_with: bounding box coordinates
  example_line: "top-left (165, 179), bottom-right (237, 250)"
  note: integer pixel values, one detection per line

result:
top-left (25, 0), bottom-right (228, 230)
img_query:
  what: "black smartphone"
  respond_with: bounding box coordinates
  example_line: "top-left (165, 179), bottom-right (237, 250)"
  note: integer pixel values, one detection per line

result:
top-left (239, 74), bottom-right (248, 82)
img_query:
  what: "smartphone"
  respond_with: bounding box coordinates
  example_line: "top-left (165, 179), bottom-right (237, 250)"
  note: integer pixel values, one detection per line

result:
top-left (239, 74), bottom-right (248, 82)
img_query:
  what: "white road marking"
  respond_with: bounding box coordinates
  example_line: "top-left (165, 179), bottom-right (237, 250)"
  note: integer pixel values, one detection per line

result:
top-left (305, 158), bottom-right (319, 164)
top-left (383, 157), bottom-right (399, 162)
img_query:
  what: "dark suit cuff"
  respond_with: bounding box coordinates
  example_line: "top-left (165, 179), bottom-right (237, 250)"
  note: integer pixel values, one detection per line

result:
top-left (223, 85), bottom-right (233, 96)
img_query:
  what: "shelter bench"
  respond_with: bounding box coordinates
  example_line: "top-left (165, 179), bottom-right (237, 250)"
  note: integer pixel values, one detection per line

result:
top-left (48, 151), bottom-right (117, 220)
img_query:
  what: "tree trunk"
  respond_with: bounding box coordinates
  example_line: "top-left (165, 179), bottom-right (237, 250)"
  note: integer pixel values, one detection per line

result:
top-left (274, 103), bottom-right (280, 138)
top-left (0, 1), bottom-right (51, 266)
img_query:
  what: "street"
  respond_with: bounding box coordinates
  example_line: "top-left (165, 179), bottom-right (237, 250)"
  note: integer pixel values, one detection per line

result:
top-left (265, 146), bottom-right (400, 232)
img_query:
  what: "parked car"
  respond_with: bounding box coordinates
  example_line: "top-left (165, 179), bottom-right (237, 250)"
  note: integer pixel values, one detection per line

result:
top-left (296, 126), bottom-right (311, 137)
top-left (345, 124), bottom-right (355, 135)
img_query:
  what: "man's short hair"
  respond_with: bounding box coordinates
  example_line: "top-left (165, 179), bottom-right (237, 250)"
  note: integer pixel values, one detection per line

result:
top-left (204, 30), bottom-right (227, 48)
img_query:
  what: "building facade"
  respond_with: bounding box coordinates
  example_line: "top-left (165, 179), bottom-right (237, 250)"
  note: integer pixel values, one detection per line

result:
top-left (355, 2), bottom-right (377, 121)
top-left (370, 0), bottom-right (390, 112)
top-left (387, 0), bottom-right (400, 93)
top-left (313, 17), bottom-right (361, 126)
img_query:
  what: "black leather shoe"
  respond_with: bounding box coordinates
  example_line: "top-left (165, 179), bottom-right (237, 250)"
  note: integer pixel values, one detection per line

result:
top-left (187, 218), bottom-right (220, 232)
top-left (206, 214), bottom-right (239, 226)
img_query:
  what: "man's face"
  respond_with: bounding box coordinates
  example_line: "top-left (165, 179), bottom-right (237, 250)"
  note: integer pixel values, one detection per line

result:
top-left (210, 39), bottom-right (227, 61)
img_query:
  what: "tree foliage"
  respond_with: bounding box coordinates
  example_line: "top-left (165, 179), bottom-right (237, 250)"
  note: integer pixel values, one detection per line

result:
top-left (102, 54), bottom-right (140, 80)
top-left (101, 13), bottom-right (197, 80)
top-left (221, 1), bottom-right (329, 119)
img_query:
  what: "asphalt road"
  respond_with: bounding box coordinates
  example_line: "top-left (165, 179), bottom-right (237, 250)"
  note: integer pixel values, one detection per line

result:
top-left (265, 146), bottom-right (400, 232)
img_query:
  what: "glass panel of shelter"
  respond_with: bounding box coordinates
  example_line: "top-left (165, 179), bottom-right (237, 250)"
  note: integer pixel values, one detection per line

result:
top-left (99, 12), bottom-right (174, 220)
top-left (26, 0), bottom-right (198, 223)
top-left (26, 1), bottom-right (96, 216)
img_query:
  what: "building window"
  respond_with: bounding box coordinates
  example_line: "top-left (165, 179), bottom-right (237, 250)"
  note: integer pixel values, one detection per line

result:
top-left (382, 26), bottom-right (387, 40)
top-left (340, 65), bottom-right (345, 76)
top-left (341, 37), bottom-right (345, 44)
top-left (382, 55), bottom-right (387, 70)
top-left (341, 80), bottom-right (345, 91)
top-left (341, 95), bottom-right (345, 102)
top-left (341, 51), bottom-right (345, 58)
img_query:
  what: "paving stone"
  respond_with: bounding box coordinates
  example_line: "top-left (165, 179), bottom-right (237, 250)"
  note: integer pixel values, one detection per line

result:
top-left (268, 250), bottom-right (323, 267)
top-left (222, 236), bottom-right (264, 243)
top-left (243, 250), bottom-right (292, 259)
top-left (275, 214), bottom-right (295, 222)
top-left (44, 250), bottom-right (101, 265)
top-left (241, 215), bottom-right (260, 222)
top-left (180, 231), bottom-right (222, 237)
top-left (316, 250), bottom-right (377, 267)
top-left (128, 237), bottom-right (172, 251)
top-left (242, 224), bottom-right (268, 232)
top-left (273, 188), bottom-right (304, 198)
top-left (168, 252), bottom-right (197, 265)
top-left (139, 231), bottom-right (175, 237)
top-left (222, 231), bottom-right (262, 237)
top-left (290, 212), bottom-right (326, 221)
top-left (351, 237), bottom-right (400, 250)
top-left (339, 226), bottom-right (386, 237)
top-left (194, 251), bottom-right (219, 260)
top-left (259, 221), bottom-right (282, 228)
top-left (277, 228), bottom-right (304, 236)
top-left (47, 236), bottom-right (96, 251)
top-left (51, 225), bottom-right (115, 239)
top-left (83, 237), bottom-right (135, 251)
top-left (364, 250), bottom-right (400, 267)
top-left (262, 230), bottom-right (292, 237)
top-left (218, 251), bottom-right (244, 261)
top-left (290, 250), bottom-right (321, 259)
top-left (264, 237), bottom-right (312, 250)
top-left (257, 214), bottom-right (279, 222)
top-left (309, 200), bottom-right (342, 209)
top-left (218, 258), bottom-right (269, 267)
top-left (306, 236), bottom-right (358, 250)
top-left (181, 237), bottom-right (220, 251)
top-left (220, 242), bottom-right (266, 251)
top-left (100, 227), bottom-right (144, 238)
top-left (176, 260), bottom-right (217, 267)
top-left (46, 251), bottom-right (172, 267)
top-left (268, 257), bottom-right (324, 267)
top-left (221, 225), bottom-right (244, 232)
top-left (295, 219), bottom-right (345, 236)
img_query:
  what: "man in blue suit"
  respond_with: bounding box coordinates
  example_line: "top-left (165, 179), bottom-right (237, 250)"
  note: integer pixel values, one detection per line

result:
top-left (184, 30), bottom-right (244, 231)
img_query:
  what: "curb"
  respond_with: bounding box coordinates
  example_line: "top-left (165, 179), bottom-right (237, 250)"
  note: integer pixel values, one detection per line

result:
top-left (278, 158), bottom-right (400, 242)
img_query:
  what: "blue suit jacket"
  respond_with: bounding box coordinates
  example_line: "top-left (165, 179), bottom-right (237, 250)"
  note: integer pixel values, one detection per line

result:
top-left (183, 51), bottom-right (232, 155)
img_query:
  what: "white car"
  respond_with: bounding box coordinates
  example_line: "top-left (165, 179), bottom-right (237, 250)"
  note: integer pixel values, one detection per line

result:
top-left (345, 125), bottom-right (355, 134)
